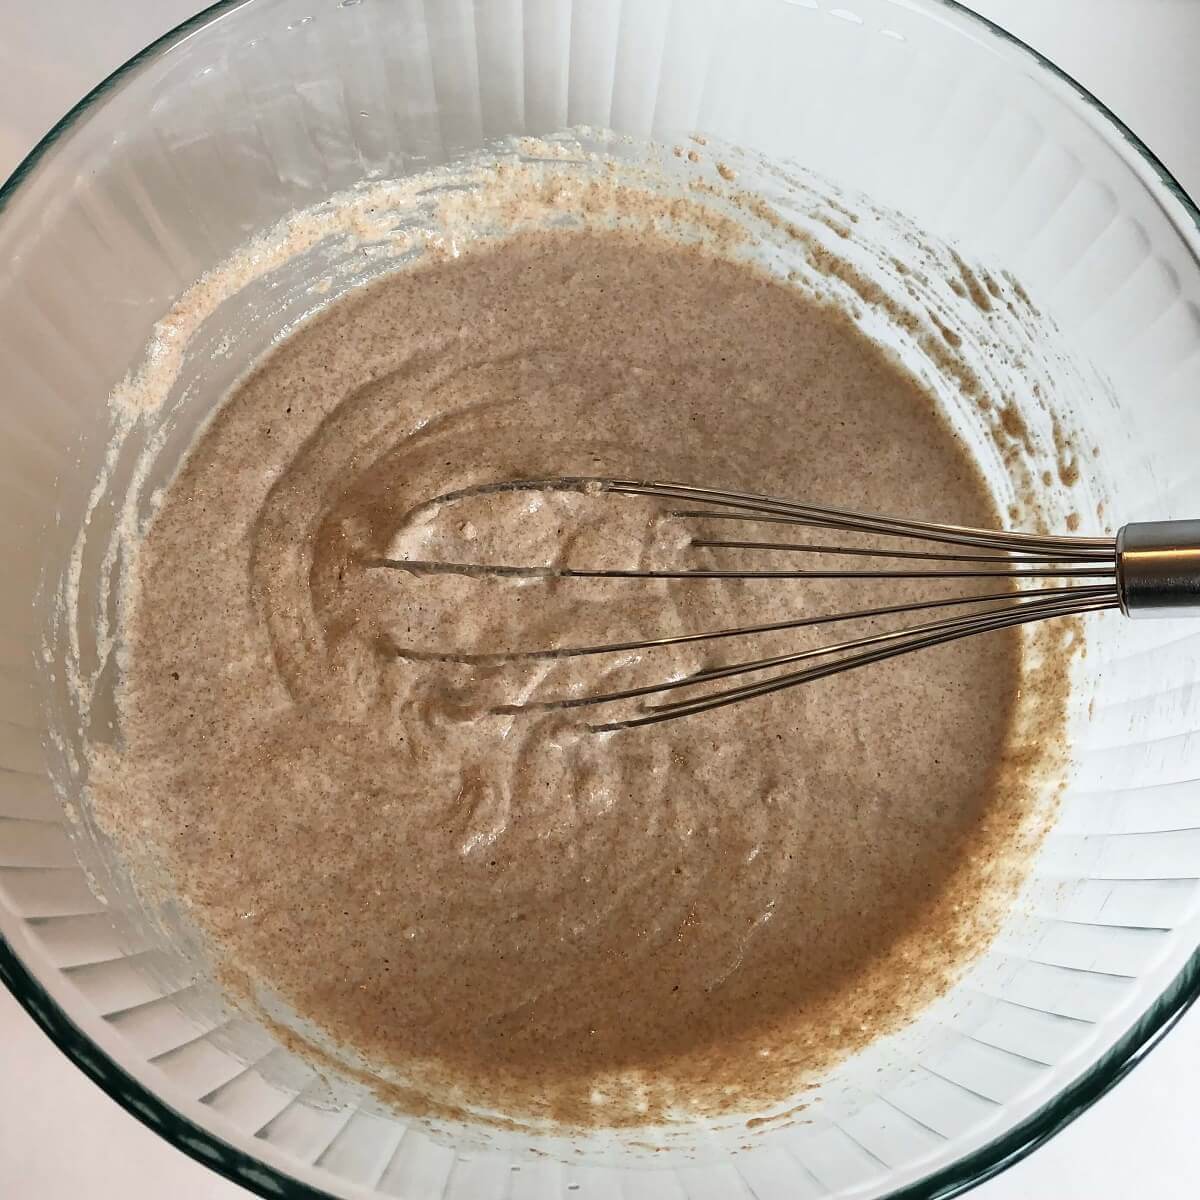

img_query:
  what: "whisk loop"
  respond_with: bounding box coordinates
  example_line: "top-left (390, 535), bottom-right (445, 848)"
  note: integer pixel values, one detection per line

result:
top-left (367, 478), bottom-right (1200, 730)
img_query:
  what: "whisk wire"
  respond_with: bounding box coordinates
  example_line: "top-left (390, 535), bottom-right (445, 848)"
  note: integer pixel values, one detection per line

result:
top-left (604, 478), bottom-right (1114, 553)
top-left (388, 584), bottom-right (1116, 665)
top-left (688, 538), bottom-right (1109, 564)
top-left (499, 587), bottom-right (1118, 721)
top-left (374, 557), bottom-right (1113, 581)
top-left (592, 592), bottom-right (1119, 731)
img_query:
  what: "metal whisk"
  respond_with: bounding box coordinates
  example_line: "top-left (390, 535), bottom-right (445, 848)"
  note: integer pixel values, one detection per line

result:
top-left (369, 478), bottom-right (1200, 731)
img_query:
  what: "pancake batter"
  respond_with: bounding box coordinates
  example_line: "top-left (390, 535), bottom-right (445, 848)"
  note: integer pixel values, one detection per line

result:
top-left (93, 223), bottom-right (1050, 1126)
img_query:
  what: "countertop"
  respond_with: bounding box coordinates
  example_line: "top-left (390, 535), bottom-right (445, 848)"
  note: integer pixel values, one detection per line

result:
top-left (2, 3), bottom-right (1198, 1197)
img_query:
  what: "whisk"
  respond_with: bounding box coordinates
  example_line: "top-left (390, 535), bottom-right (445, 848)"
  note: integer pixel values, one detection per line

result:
top-left (369, 478), bottom-right (1200, 731)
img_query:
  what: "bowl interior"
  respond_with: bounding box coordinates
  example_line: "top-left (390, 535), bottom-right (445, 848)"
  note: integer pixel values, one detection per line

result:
top-left (2, 2), bottom-right (1200, 1198)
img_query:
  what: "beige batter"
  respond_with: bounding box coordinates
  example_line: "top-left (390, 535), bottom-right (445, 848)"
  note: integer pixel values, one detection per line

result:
top-left (95, 225), bottom-right (1050, 1126)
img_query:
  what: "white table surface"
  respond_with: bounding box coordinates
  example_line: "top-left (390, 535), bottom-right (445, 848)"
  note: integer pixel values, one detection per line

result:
top-left (2, 3), bottom-right (1198, 1197)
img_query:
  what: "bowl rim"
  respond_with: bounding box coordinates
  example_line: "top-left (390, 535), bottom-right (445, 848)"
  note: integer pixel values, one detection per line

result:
top-left (2, 1), bottom-right (1198, 1197)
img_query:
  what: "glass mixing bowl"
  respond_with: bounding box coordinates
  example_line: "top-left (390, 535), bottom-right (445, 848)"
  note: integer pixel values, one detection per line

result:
top-left (2, 1), bottom-right (1199, 1197)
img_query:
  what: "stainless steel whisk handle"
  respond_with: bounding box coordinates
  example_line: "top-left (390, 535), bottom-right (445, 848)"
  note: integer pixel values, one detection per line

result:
top-left (1117, 520), bottom-right (1200, 618)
